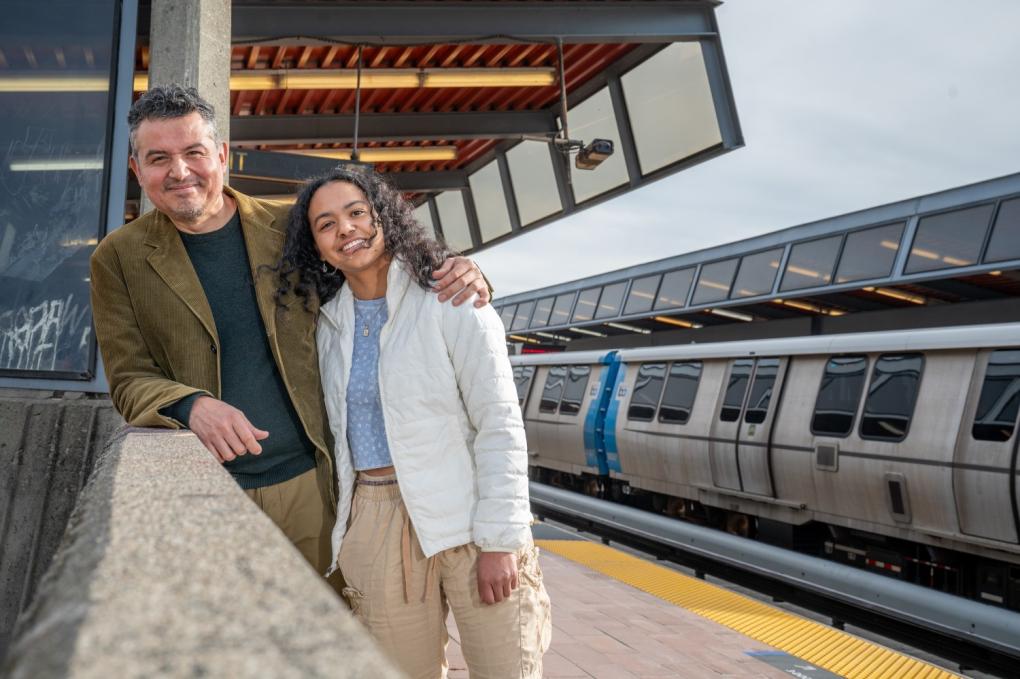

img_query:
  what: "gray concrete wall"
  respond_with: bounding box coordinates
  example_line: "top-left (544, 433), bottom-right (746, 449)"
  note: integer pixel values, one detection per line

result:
top-left (0, 390), bottom-right (122, 660)
top-left (2, 428), bottom-right (400, 678)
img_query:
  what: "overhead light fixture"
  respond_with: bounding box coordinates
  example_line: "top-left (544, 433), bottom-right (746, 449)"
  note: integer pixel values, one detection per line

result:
top-left (535, 331), bottom-right (572, 342)
top-left (990, 270), bottom-right (1003, 276)
top-left (568, 327), bottom-right (607, 337)
top-left (605, 322), bottom-right (651, 334)
top-left (652, 316), bottom-right (700, 329)
top-left (9, 158), bottom-right (104, 171)
top-left (708, 308), bottom-right (754, 322)
top-left (508, 334), bottom-right (541, 344)
top-left (574, 138), bottom-right (614, 171)
top-left (0, 74), bottom-right (108, 92)
top-left (285, 146), bottom-right (458, 163)
top-left (863, 286), bottom-right (926, 305)
top-left (771, 298), bottom-right (846, 316)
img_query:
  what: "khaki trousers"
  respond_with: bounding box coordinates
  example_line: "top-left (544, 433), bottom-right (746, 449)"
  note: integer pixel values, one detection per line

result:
top-left (338, 475), bottom-right (552, 679)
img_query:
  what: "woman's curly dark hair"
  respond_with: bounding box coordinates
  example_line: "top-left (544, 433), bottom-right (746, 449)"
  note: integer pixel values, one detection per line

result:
top-left (273, 166), bottom-right (453, 309)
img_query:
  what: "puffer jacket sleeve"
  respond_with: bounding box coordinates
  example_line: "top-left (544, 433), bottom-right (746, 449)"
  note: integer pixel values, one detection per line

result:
top-left (439, 300), bottom-right (532, 553)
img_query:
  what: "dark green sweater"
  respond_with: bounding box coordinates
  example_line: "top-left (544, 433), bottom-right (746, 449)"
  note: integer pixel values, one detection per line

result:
top-left (162, 212), bottom-right (316, 489)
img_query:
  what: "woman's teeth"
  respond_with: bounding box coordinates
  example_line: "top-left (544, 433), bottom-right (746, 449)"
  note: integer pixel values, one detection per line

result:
top-left (341, 239), bottom-right (366, 253)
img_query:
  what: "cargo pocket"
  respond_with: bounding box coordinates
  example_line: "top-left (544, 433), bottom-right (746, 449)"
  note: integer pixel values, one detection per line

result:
top-left (517, 545), bottom-right (544, 590)
top-left (341, 586), bottom-right (366, 619)
top-left (516, 544), bottom-right (552, 675)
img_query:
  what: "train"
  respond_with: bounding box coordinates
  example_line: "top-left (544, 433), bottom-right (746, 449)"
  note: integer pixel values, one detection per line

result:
top-left (510, 322), bottom-right (1020, 611)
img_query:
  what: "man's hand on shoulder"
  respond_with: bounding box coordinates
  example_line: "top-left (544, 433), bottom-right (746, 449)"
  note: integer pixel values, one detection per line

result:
top-left (432, 256), bottom-right (490, 308)
top-left (188, 396), bottom-right (269, 463)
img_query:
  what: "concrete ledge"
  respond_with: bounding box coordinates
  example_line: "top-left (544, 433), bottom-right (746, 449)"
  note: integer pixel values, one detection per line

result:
top-left (2, 429), bottom-right (400, 678)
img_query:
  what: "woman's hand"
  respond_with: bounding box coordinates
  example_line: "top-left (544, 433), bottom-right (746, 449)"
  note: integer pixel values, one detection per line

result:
top-left (477, 551), bottom-right (518, 604)
top-left (433, 256), bottom-right (491, 307)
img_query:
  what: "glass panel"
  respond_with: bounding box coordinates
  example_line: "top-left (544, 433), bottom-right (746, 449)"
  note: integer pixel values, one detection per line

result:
top-left (692, 259), bottom-right (738, 305)
top-left (539, 366), bottom-right (566, 413)
top-left (654, 268), bottom-right (695, 309)
top-left (624, 274), bottom-right (660, 315)
top-left (812, 356), bottom-right (868, 437)
top-left (744, 358), bottom-right (780, 424)
top-left (549, 293), bottom-right (575, 327)
top-left (435, 191), bottom-right (473, 252)
top-left (984, 198), bottom-right (1020, 263)
top-left (627, 363), bottom-right (666, 421)
top-left (972, 350), bottom-right (1020, 442)
top-left (622, 42), bottom-right (722, 175)
top-left (731, 249), bottom-right (783, 299)
top-left (499, 305), bottom-right (516, 331)
top-left (572, 287), bottom-right (601, 323)
top-left (906, 204), bottom-right (995, 274)
top-left (568, 87), bottom-right (630, 203)
top-left (511, 300), bottom-right (535, 331)
top-left (531, 296), bottom-right (554, 328)
top-left (468, 160), bottom-right (512, 243)
top-left (860, 354), bottom-right (924, 441)
top-left (560, 365), bottom-right (592, 416)
top-left (506, 140), bottom-right (562, 226)
top-left (514, 365), bottom-right (537, 408)
top-left (659, 361), bottom-right (702, 425)
top-left (781, 236), bottom-right (841, 292)
top-left (412, 202), bottom-right (436, 240)
top-left (720, 359), bottom-right (753, 422)
top-left (835, 223), bottom-right (905, 284)
top-left (0, 0), bottom-right (118, 376)
top-left (595, 281), bottom-right (627, 319)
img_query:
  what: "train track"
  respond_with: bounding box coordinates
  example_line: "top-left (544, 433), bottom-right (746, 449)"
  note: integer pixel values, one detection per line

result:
top-left (530, 481), bottom-right (1020, 678)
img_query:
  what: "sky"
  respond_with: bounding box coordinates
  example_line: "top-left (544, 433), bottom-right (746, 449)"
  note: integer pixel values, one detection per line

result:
top-left (474, 0), bottom-right (1020, 297)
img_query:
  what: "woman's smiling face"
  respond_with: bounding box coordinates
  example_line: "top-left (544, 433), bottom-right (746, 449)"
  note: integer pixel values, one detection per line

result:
top-left (309, 180), bottom-right (388, 277)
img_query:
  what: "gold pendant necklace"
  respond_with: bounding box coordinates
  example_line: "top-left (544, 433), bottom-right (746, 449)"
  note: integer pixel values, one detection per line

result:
top-left (358, 301), bottom-right (386, 337)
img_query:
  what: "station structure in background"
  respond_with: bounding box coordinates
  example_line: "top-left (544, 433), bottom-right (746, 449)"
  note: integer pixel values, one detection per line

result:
top-left (0, 0), bottom-right (742, 393)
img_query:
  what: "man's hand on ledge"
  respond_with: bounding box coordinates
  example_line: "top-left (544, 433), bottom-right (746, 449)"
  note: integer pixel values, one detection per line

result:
top-left (188, 396), bottom-right (268, 463)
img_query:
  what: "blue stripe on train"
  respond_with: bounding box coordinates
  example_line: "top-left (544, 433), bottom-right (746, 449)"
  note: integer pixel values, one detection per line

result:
top-left (603, 358), bottom-right (626, 473)
top-left (584, 352), bottom-right (622, 476)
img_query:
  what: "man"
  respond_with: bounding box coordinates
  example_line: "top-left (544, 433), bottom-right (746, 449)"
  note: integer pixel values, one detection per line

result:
top-left (90, 85), bottom-right (490, 580)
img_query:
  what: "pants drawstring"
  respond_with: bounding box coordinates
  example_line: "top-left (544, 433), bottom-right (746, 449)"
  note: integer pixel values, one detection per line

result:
top-left (400, 510), bottom-right (437, 604)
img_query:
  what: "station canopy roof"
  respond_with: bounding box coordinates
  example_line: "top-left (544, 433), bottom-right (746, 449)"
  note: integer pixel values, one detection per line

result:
top-left (127, 0), bottom-right (744, 252)
top-left (494, 173), bottom-right (1020, 346)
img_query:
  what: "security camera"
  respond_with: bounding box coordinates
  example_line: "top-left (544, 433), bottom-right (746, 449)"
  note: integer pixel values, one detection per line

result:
top-left (575, 138), bottom-right (614, 170)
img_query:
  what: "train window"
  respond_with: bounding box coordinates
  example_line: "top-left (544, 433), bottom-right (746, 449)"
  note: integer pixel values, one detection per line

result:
top-left (659, 361), bottom-right (703, 425)
top-left (691, 258), bottom-right (738, 305)
top-left (530, 297), bottom-right (555, 328)
top-left (511, 301), bottom-right (535, 331)
top-left (744, 358), bottom-right (780, 424)
top-left (625, 275), bottom-right (661, 314)
top-left (860, 353), bottom-right (924, 441)
top-left (514, 366), bottom-right (537, 408)
top-left (985, 197), bottom-right (1020, 263)
top-left (539, 367), bottom-right (567, 414)
top-left (499, 305), bottom-right (516, 331)
top-left (654, 268), bottom-right (696, 309)
top-left (628, 363), bottom-right (667, 421)
top-left (972, 350), bottom-right (1020, 442)
top-left (835, 222), bottom-right (904, 284)
top-left (720, 359), bottom-right (754, 422)
top-left (811, 356), bottom-right (868, 437)
top-left (780, 235), bottom-right (841, 292)
top-left (572, 288), bottom-right (601, 323)
top-left (549, 293), bottom-right (575, 327)
top-left (731, 249), bottom-right (783, 299)
top-left (595, 282), bottom-right (628, 319)
top-left (560, 366), bottom-right (592, 416)
top-left (905, 204), bottom-right (995, 274)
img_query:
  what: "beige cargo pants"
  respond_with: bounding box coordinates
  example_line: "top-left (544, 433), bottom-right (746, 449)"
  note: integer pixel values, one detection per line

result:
top-left (338, 474), bottom-right (552, 679)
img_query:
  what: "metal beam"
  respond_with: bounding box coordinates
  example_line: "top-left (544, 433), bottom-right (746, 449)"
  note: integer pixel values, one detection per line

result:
top-left (230, 110), bottom-right (557, 145)
top-left (224, 171), bottom-right (469, 196)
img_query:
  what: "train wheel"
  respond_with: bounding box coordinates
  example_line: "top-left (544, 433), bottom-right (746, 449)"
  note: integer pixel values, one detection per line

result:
top-left (726, 513), bottom-right (752, 537)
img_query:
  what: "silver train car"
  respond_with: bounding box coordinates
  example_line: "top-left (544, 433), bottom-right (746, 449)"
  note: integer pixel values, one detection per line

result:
top-left (511, 323), bottom-right (1020, 609)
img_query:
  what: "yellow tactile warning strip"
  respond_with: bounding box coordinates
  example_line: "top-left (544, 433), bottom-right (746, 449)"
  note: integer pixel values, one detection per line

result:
top-left (536, 539), bottom-right (961, 679)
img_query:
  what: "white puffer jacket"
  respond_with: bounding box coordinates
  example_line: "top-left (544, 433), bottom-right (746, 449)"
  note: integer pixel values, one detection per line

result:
top-left (317, 260), bottom-right (531, 571)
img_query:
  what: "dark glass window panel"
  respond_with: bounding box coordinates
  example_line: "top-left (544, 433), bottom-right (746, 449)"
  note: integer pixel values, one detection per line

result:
top-left (514, 365), bottom-right (537, 408)
top-left (973, 350), bottom-right (1020, 442)
top-left (720, 359), bottom-right (753, 422)
top-left (624, 275), bottom-right (660, 314)
top-left (781, 236), bottom-right (842, 292)
top-left (659, 361), bottom-right (702, 425)
top-left (744, 358), bottom-right (780, 424)
top-left (540, 366), bottom-right (566, 413)
top-left (731, 249), bottom-right (783, 299)
top-left (627, 363), bottom-right (666, 421)
top-left (560, 365), bottom-right (592, 416)
top-left (549, 293), bottom-right (575, 327)
top-left (499, 305), bottom-right (516, 331)
top-left (531, 297), bottom-right (554, 328)
top-left (812, 356), bottom-right (868, 436)
top-left (0, 0), bottom-right (119, 376)
top-left (595, 282), bottom-right (627, 319)
top-left (572, 287), bottom-right (601, 323)
top-left (692, 259), bottom-right (738, 305)
top-left (835, 223), bottom-right (905, 284)
top-left (511, 301), bottom-right (535, 331)
top-left (860, 354), bottom-right (924, 441)
top-left (985, 198), bottom-right (1020, 263)
top-left (654, 268), bottom-right (695, 310)
top-left (906, 204), bottom-right (995, 274)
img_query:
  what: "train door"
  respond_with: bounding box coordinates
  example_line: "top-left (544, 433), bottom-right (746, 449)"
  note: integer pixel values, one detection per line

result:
top-left (953, 349), bottom-right (1020, 543)
top-left (736, 358), bottom-right (787, 497)
top-left (709, 359), bottom-right (753, 490)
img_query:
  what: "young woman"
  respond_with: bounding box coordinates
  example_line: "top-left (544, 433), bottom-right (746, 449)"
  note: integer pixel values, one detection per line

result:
top-left (275, 167), bottom-right (551, 679)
